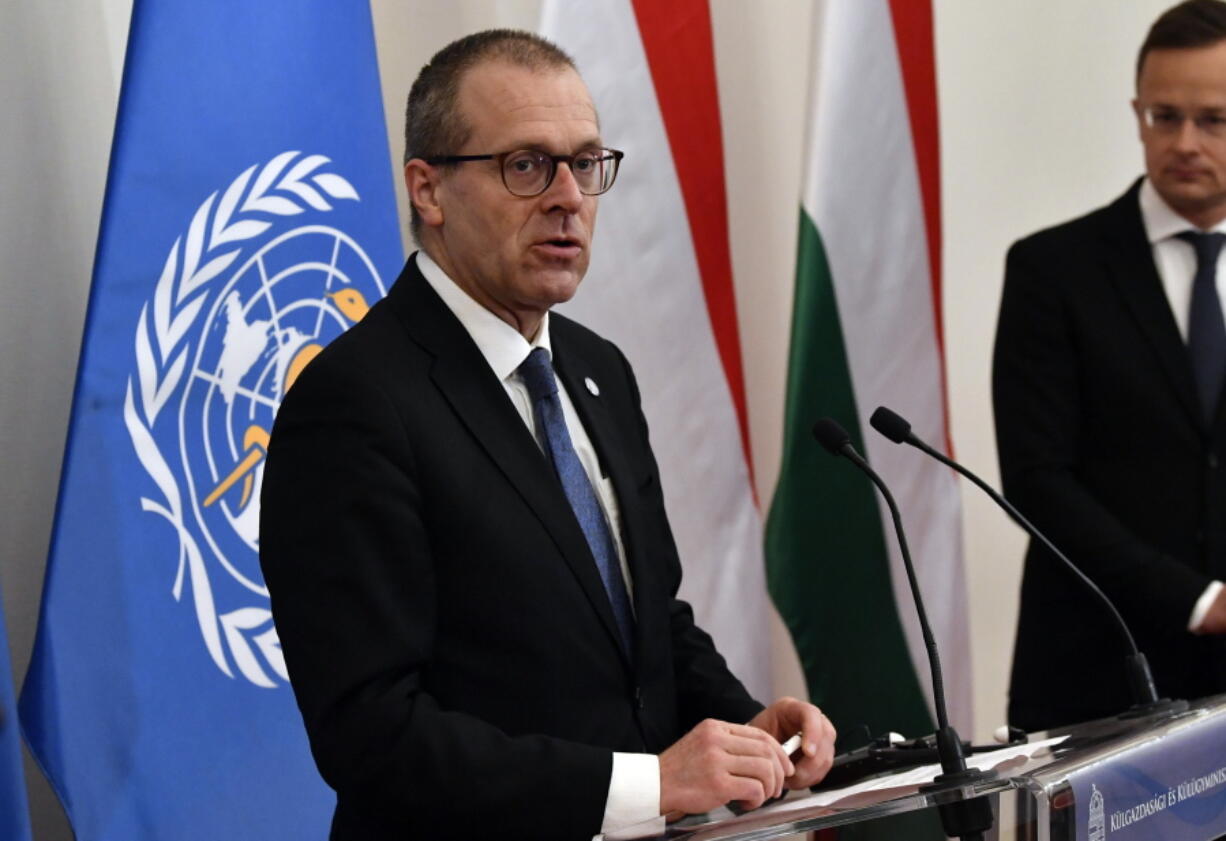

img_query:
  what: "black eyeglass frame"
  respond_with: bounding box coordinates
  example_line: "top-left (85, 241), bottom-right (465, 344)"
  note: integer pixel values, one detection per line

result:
top-left (424, 148), bottom-right (625, 197)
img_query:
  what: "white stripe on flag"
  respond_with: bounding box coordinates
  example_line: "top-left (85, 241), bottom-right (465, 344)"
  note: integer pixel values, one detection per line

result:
top-left (543, 0), bottom-right (772, 701)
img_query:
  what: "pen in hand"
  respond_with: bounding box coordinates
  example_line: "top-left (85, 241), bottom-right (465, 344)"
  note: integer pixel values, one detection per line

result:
top-left (664, 731), bottom-right (805, 823)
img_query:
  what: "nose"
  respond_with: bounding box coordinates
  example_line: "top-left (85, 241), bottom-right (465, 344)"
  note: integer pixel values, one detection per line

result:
top-left (1174, 115), bottom-right (1202, 152)
top-left (541, 160), bottom-right (585, 213)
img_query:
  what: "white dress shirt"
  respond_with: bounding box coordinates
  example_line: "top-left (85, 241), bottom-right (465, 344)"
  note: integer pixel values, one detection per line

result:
top-left (1136, 180), bottom-right (1225, 631)
top-left (416, 251), bottom-right (663, 836)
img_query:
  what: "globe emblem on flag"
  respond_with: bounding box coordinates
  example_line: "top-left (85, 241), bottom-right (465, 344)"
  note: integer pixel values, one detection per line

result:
top-left (181, 228), bottom-right (383, 591)
top-left (124, 152), bottom-right (387, 687)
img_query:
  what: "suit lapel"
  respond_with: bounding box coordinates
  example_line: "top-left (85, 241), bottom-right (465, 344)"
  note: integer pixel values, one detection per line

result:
top-left (553, 335), bottom-right (660, 674)
top-left (1101, 183), bottom-right (1203, 429)
top-left (386, 261), bottom-right (632, 667)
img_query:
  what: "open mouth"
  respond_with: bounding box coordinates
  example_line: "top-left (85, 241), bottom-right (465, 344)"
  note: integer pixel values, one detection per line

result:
top-left (535, 237), bottom-right (582, 255)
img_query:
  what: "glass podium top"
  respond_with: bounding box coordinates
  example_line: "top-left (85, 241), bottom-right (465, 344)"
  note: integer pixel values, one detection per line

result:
top-left (606, 694), bottom-right (1226, 841)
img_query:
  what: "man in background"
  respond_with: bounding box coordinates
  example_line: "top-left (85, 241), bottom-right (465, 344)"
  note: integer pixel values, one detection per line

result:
top-left (260, 29), bottom-right (835, 840)
top-left (994, 0), bottom-right (1226, 732)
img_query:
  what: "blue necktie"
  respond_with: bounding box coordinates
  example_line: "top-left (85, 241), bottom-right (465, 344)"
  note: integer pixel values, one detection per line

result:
top-left (518, 348), bottom-right (635, 657)
top-left (1178, 231), bottom-right (1226, 423)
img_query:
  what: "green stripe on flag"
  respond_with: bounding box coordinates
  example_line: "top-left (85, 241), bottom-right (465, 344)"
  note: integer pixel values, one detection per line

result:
top-left (766, 210), bottom-right (934, 744)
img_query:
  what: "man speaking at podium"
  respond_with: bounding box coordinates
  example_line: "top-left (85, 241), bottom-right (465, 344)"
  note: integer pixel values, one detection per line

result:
top-left (260, 30), bottom-right (835, 840)
top-left (995, 0), bottom-right (1226, 733)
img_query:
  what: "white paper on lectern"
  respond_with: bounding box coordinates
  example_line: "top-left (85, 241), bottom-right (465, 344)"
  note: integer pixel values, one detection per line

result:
top-left (602, 734), bottom-right (1068, 840)
top-left (757, 734), bottom-right (1068, 817)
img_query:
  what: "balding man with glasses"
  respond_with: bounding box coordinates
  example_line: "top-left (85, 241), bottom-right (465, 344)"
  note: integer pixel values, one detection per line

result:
top-left (260, 29), bottom-right (835, 841)
top-left (994, 0), bottom-right (1226, 735)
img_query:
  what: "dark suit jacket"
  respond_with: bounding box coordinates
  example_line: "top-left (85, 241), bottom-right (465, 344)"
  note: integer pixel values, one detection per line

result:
top-left (993, 179), bottom-right (1226, 732)
top-left (259, 256), bottom-right (761, 840)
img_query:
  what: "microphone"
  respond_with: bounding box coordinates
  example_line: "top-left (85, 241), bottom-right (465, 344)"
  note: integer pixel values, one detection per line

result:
top-left (812, 419), bottom-right (954, 736)
top-left (812, 418), bottom-right (993, 841)
top-left (812, 417), bottom-right (864, 464)
top-left (868, 405), bottom-right (1183, 717)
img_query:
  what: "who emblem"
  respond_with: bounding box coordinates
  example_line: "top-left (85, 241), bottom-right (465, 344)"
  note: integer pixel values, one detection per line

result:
top-left (124, 151), bottom-right (387, 688)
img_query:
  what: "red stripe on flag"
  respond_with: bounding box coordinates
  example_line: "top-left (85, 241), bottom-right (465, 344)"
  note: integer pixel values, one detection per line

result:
top-left (887, 0), bottom-right (955, 454)
top-left (628, 0), bottom-right (755, 480)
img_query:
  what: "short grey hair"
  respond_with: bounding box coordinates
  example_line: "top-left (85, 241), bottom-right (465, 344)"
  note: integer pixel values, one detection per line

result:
top-left (404, 30), bottom-right (577, 238)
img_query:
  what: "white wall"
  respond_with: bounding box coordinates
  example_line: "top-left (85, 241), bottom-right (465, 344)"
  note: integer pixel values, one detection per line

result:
top-left (0, 1), bottom-right (1175, 837)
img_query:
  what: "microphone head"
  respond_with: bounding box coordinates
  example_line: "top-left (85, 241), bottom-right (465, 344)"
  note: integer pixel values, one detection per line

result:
top-left (870, 406), bottom-right (912, 444)
top-left (812, 417), bottom-right (852, 455)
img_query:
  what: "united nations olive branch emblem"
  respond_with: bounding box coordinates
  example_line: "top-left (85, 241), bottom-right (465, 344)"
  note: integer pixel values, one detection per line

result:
top-left (123, 151), bottom-right (387, 688)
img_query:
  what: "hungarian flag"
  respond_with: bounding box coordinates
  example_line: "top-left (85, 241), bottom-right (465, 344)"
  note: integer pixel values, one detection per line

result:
top-left (766, 0), bottom-right (972, 751)
top-left (541, 0), bottom-right (772, 701)
top-left (20, 2), bottom-right (403, 838)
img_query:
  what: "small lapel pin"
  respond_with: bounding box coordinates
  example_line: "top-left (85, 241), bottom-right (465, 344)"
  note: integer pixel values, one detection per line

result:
top-left (584, 377), bottom-right (600, 397)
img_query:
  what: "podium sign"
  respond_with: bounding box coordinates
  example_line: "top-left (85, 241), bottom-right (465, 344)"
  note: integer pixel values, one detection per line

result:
top-left (1065, 705), bottom-right (1226, 841)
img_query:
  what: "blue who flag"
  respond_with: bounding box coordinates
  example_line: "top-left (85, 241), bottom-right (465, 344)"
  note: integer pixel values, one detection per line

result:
top-left (0, 579), bottom-right (33, 841)
top-left (19, 2), bottom-right (404, 839)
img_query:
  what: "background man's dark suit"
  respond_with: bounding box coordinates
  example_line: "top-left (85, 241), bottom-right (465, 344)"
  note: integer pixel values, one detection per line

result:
top-left (260, 256), bottom-right (762, 840)
top-left (994, 179), bottom-right (1226, 732)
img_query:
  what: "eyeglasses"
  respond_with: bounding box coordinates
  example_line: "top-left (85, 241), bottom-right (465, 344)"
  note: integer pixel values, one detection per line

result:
top-left (425, 147), bottom-right (624, 197)
top-left (1140, 106), bottom-right (1226, 139)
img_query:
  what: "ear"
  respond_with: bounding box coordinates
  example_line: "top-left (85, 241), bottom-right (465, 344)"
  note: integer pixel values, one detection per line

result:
top-left (1131, 98), bottom-right (1146, 142)
top-left (405, 159), bottom-right (444, 228)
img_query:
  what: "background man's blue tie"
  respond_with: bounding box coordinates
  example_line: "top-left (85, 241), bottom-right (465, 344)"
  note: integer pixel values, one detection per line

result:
top-left (519, 347), bottom-right (636, 657)
top-left (1178, 230), bottom-right (1226, 424)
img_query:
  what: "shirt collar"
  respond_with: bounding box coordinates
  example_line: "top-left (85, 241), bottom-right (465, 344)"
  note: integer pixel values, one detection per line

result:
top-left (1139, 177), bottom-right (1226, 241)
top-left (416, 250), bottom-right (552, 382)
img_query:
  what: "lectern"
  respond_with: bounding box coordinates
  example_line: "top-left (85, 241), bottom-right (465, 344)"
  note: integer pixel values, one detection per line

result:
top-left (609, 694), bottom-right (1226, 841)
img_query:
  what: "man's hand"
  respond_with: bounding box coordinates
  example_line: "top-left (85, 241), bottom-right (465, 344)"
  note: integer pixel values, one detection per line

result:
top-left (659, 718), bottom-right (794, 816)
top-left (747, 696), bottom-right (837, 789)
top-left (1195, 586), bottom-right (1226, 634)
top-left (657, 699), bottom-right (838, 818)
